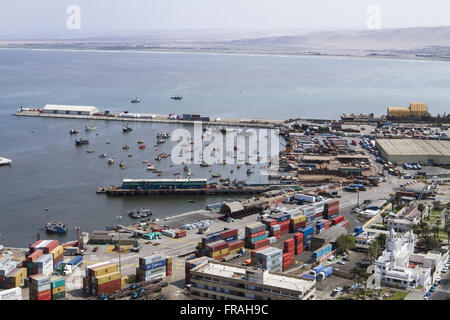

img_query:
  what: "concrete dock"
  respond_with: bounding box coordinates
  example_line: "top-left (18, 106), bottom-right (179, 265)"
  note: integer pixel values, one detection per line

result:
top-left (14, 110), bottom-right (284, 129)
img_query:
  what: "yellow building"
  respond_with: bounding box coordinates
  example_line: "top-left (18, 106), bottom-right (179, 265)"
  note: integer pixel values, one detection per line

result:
top-left (387, 103), bottom-right (429, 118)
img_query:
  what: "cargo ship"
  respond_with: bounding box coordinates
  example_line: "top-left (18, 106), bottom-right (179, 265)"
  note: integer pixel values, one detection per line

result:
top-left (170, 95), bottom-right (183, 100)
top-left (45, 222), bottom-right (67, 234)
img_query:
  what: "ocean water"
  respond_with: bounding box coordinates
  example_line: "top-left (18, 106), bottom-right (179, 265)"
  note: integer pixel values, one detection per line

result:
top-left (1, 49), bottom-right (450, 247)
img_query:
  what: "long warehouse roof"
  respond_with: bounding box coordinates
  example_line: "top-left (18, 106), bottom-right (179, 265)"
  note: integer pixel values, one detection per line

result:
top-left (377, 139), bottom-right (450, 156)
top-left (43, 104), bottom-right (98, 111)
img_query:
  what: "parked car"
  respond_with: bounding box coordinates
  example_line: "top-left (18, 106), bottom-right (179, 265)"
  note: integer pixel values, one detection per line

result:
top-left (337, 260), bottom-right (346, 265)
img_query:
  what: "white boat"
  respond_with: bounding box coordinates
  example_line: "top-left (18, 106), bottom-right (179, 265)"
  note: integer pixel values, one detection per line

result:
top-left (0, 157), bottom-right (12, 165)
top-left (85, 123), bottom-right (97, 131)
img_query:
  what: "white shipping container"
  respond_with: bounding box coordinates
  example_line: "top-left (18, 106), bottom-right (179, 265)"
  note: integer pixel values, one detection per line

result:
top-left (294, 194), bottom-right (316, 203)
top-left (0, 262), bottom-right (16, 276)
top-left (0, 287), bottom-right (22, 300)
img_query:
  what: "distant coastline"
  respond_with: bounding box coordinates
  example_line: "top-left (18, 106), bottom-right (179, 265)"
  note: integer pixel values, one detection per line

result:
top-left (0, 43), bottom-right (449, 64)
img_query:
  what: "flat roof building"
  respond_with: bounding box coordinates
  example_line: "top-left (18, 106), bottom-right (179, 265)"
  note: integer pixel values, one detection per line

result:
top-left (376, 139), bottom-right (450, 165)
top-left (42, 104), bottom-right (99, 115)
top-left (188, 261), bottom-right (316, 300)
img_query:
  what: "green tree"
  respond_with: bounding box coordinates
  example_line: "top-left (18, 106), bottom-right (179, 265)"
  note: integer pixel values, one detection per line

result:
top-left (376, 233), bottom-right (387, 248)
top-left (418, 236), bottom-right (441, 251)
top-left (445, 221), bottom-right (450, 245)
top-left (335, 234), bottom-right (356, 253)
top-left (367, 241), bottom-right (381, 263)
top-left (418, 203), bottom-right (426, 224)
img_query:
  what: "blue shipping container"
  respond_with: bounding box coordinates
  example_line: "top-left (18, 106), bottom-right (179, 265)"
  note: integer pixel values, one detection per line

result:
top-left (140, 260), bottom-right (166, 271)
top-left (300, 226), bottom-right (314, 236)
top-left (223, 235), bottom-right (238, 243)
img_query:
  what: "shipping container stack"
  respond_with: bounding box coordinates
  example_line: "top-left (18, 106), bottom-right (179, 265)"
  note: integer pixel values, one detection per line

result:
top-left (293, 233), bottom-right (304, 255)
top-left (83, 262), bottom-right (121, 297)
top-left (205, 240), bottom-right (229, 260)
top-left (272, 214), bottom-right (290, 236)
top-left (166, 256), bottom-right (172, 277)
top-left (252, 247), bottom-right (283, 272)
top-left (29, 253), bottom-right (54, 276)
top-left (331, 215), bottom-right (344, 226)
top-left (315, 220), bottom-right (325, 235)
top-left (51, 278), bottom-right (66, 300)
top-left (137, 254), bottom-right (166, 282)
top-left (282, 251), bottom-right (294, 271)
top-left (324, 200), bottom-right (339, 220)
top-left (228, 240), bottom-right (245, 255)
top-left (0, 256), bottom-right (17, 289)
top-left (290, 214), bottom-right (307, 233)
top-left (262, 218), bottom-right (279, 239)
top-left (312, 244), bottom-right (333, 262)
top-left (2, 268), bottom-right (27, 289)
top-left (29, 274), bottom-right (52, 300)
top-left (27, 240), bottom-right (59, 276)
top-left (245, 223), bottom-right (269, 249)
top-left (50, 245), bottom-right (64, 271)
top-left (185, 256), bottom-right (210, 284)
top-left (300, 226), bottom-right (314, 249)
top-left (283, 239), bottom-right (295, 254)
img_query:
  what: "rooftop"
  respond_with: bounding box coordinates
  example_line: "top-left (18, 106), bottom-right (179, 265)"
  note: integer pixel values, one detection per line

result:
top-left (192, 262), bottom-right (314, 293)
top-left (43, 104), bottom-right (98, 112)
top-left (377, 139), bottom-right (450, 157)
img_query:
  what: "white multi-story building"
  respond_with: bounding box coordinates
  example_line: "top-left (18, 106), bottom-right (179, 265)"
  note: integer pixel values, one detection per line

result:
top-left (374, 229), bottom-right (432, 289)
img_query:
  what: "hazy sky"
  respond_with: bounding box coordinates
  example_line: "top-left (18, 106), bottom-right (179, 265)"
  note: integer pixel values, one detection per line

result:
top-left (1, 0), bottom-right (449, 38)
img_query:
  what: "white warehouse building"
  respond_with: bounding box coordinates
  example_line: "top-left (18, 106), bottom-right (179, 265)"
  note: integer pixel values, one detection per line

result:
top-left (42, 104), bottom-right (99, 116)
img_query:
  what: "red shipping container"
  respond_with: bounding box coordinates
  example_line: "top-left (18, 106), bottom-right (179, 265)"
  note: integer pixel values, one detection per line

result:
top-left (295, 246), bottom-right (303, 255)
top-left (293, 233), bottom-right (304, 240)
top-left (29, 240), bottom-right (43, 253)
top-left (208, 242), bottom-right (228, 252)
top-left (249, 230), bottom-right (267, 239)
top-left (277, 220), bottom-right (290, 227)
top-left (315, 212), bottom-right (324, 218)
top-left (250, 238), bottom-right (270, 249)
top-left (229, 240), bottom-right (245, 250)
top-left (26, 249), bottom-right (43, 263)
top-left (332, 215), bottom-right (344, 225)
top-left (221, 229), bottom-right (238, 239)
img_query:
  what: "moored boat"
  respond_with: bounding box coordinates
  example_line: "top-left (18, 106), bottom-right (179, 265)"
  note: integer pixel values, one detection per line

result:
top-left (75, 138), bottom-right (89, 145)
top-left (45, 221), bottom-right (67, 234)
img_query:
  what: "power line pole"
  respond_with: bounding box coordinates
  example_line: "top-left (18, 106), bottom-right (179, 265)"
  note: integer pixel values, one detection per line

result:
top-left (116, 215), bottom-right (122, 273)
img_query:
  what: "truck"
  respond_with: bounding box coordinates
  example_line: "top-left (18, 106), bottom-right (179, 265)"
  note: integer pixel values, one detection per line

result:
top-left (294, 193), bottom-right (316, 203)
top-left (63, 256), bottom-right (83, 276)
top-left (317, 267), bottom-right (333, 282)
top-left (310, 265), bottom-right (326, 277)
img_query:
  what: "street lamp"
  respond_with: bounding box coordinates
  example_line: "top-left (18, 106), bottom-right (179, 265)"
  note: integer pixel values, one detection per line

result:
top-left (116, 215), bottom-right (122, 273)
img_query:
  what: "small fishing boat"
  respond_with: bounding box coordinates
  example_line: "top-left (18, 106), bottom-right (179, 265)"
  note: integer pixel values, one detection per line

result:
top-left (156, 138), bottom-right (165, 144)
top-left (200, 162), bottom-right (211, 167)
top-left (211, 173), bottom-right (221, 178)
top-left (107, 158), bottom-right (114, 165)
top-left (86, 150), bottom-right (95, 153)
top-left (122, 124), bottom-right (133, 132)
top-left (123, 145), bottom-right (130, 150)
top-left (131, 97), bottom-right (141, 103)
top-left (147, 164), bottom-right (157, 171)
top-left (45, 221), bottom-right (67, 234)
top-left (119, 162), bottom-right (126, 168)
top-left (85, 123), bottom-right (97, 131)
top-left (139, 144), bottom-right (146, 150)
top-left (99, 153), bottom-right (107, 158)
top-left (96, 186), bottom-right (107, 193)
top-left (128, 154), bottom-right (133, 158)
top-left (137, 140), bottom-right (144, 144)
top-left (70, 129), bottom-right (78, 134)
top-left (247, 169), bottom-right (254, 175)
top-left (75, 138), bottom-right (89, 145)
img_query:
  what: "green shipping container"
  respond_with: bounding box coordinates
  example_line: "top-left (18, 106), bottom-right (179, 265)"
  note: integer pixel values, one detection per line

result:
top-left (51, 278), bottom-right (65, 288)
top-left (52, 291), bottom-right (66, 300)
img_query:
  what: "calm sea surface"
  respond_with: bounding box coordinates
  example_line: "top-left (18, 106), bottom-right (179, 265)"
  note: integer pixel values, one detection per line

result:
top-left (1, 49), bottom-right (450, 247)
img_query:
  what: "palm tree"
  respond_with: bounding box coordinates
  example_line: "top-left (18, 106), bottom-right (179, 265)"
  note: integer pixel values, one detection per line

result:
top-left (445, 221), bottom-right (450, 245)
top-left (418, 203), bottom-right (425, 225)
top-left (431, 224), bottom-right (439, 239)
